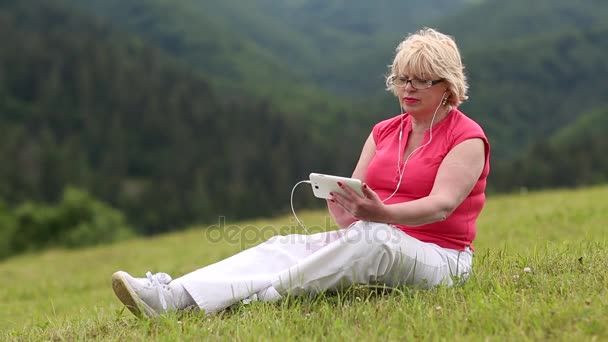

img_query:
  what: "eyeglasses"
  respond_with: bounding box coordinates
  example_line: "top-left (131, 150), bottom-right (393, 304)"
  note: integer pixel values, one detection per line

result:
top-left (389, 76), bottom-right (444, 90)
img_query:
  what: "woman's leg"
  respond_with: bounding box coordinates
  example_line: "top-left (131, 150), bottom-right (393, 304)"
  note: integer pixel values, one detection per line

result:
top-left (114, 221), bottom-right (472, 316)
top-left (179, 221), bottom-right (471, 314)
top-left (174, 229), bottom-right (346, 313)
top-left (271, 221), bottom-right (472, 296)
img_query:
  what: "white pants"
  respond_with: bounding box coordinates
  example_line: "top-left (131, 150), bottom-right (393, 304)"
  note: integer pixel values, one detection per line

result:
top-left (176, 221), bottom-right (472, 314)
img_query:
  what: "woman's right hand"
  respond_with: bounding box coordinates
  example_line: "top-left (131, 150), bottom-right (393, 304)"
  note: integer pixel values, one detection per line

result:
top-left (326, 198), bottom-right (357, 228)
top-left (327, 131), bottom-right (376, 228)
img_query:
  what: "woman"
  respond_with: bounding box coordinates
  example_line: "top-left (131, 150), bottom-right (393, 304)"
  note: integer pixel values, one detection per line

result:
top-left (112, 27), bottom-right (490, 318)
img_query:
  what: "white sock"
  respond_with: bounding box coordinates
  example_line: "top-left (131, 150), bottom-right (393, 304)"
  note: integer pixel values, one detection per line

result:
top-left (170, 281), bottom-right (196, 309)
top-left (257, 286), bottom-right (283, 302)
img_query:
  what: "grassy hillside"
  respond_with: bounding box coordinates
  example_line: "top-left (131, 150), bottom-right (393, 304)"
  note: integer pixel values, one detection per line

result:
top-left (1, 185), bottom-right (606, 340)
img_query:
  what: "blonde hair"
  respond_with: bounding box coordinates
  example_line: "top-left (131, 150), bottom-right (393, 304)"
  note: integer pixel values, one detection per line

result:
top-left (386, 27), bottom-right (469, 107)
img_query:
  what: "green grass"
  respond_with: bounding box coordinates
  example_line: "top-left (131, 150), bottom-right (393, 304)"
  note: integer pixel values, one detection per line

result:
top-left (1, 185), bottom-right (607, 341)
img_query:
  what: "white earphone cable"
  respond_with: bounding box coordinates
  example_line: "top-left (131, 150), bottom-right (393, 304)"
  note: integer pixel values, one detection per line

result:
top-left (382, 95), bottom-right (447, 203)
top-left (290, 180), bottom-right (312, 234)
top-left (290, 96), bottom-right (447, 230)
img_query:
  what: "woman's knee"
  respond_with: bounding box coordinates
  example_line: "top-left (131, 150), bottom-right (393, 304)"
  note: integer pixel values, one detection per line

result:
top-left (265, 234), bottom-right (301, 245)
top-left (343, 222), bottom-right (401, 247)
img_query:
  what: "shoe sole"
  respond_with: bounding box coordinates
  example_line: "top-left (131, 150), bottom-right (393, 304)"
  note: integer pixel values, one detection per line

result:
top-left (112, 271), bottom-right (159, 318)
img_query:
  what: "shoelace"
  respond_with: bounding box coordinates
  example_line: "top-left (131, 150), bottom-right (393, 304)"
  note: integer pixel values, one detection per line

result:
top-left (146, 271), bottom-right (173, 311)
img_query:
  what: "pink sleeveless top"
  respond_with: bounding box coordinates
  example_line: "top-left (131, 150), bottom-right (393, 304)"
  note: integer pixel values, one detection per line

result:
top-left (366, 108), bottom-right (490, 250)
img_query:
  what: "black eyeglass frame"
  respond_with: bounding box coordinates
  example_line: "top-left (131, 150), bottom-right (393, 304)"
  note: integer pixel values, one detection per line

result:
top-left (389, 76), bottom-right (445, 90)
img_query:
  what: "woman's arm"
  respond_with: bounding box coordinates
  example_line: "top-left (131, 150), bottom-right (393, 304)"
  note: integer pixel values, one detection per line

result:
top-left (326, 132), bottom-right (376, 227)
top-left (333, 138), bottom-right (486, 226)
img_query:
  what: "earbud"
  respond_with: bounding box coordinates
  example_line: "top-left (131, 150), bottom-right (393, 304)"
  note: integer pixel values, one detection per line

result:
top-left (441, 91), bottom-right (448, 106)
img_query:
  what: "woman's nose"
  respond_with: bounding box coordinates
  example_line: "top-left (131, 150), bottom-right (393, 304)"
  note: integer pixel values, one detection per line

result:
top-left (403, 81), bottom-right (416, 91)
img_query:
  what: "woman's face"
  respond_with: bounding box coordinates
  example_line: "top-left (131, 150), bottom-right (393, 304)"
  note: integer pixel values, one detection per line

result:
top-left (395, 74), bottom-right (449, 116)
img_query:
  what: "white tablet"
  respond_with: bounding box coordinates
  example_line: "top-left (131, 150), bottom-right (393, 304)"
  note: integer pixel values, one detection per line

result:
top-left (309, 173), bottom-right (364, 199)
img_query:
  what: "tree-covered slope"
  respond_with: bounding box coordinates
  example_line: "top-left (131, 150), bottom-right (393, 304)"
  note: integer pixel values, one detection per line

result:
top-left (460, 25), bottom-right (608, 158)
top-left (491, 106), bottom-right (608, 191)
top-left (55, 0), bottom-right (347, 117)
top-left (437, 0), bottom-right (608, 50)
top-left (59, 0), bottom-right (472, 98)
top-left (0, 1), bottom-right (341, 233)
top-left (2, 0), bottom-right (607, 240)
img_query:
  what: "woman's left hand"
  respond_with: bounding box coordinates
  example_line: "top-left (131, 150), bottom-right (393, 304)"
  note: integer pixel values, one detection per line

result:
top-left (330, 182), bottom-right (389, 223)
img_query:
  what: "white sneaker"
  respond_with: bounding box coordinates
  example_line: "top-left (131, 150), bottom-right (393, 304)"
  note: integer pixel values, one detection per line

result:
top-left (112, 271), bottom-right (189, 318)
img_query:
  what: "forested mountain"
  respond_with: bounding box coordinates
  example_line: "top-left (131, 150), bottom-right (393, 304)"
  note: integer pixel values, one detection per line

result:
top-left (491, 106), bottom-right (608, 191)
top-left (0, 1), bottom-right (348, 233)
top-left (55, 0), bottom-right (337, 114)
top-left (248, 0), bottom-right (473, 94)
top-left (59, 0), bottom-right (608, 159)
top-left (1, 0), bottom-right (607, 244)
top-left (59, 0), bottom-right (472, 99)
top-left (460, 24), bottom-right (608, 158)
top-left (437, 0), bottom-right (608, 51)
top-left (256, 0), bottom-right (472, 35)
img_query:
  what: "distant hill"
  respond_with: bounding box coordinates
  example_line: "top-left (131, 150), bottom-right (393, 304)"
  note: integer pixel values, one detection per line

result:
top-left (251, 0), bottom-right (472, 94)
top-left (2, 0), bottom-right (607, 237)
top-left (53, 0), bottom-right (344, 119)
top-left (60, 0), bottom-right (608, 158)
top-left (0, 1), bottom-right (343, 233)
top-left (491, 106), bottom-right (608, 191)
top-left (460, 24), bottom-right (608, 158)
top-left (437, 0), bottom-right (608, 51)
top-left (256, 0), bottom-right (471, 35)
top-left (58, 0), bottom-right (472, 99)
